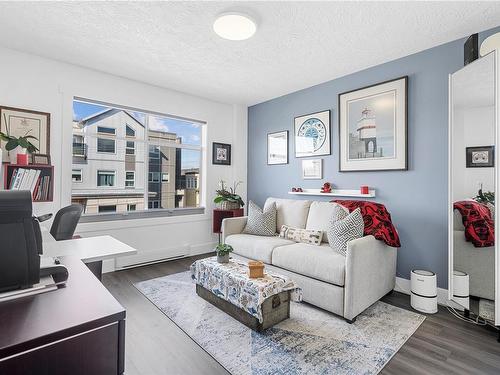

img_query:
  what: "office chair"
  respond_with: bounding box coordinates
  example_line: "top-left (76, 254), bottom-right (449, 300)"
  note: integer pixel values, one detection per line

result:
top-left (50, 204), bottom-right (83, 241)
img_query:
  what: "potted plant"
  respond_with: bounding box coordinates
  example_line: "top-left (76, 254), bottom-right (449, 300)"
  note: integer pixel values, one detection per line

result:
top-left (0, 130), bottom-right (38, 164)
top-left (214, 180), bottom-right (245, 210)
top-left (215, 243), bottom-right (233, 263)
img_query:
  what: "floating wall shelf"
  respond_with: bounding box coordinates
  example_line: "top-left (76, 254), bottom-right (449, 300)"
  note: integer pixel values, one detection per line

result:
top-left (288, 189), bottom-right (376, 198)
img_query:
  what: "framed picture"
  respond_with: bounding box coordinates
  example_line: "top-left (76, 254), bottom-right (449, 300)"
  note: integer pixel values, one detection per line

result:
top-left (466, 146), bottom-right (494, 168)
top-left (212, 142), bottom-right (231, 165)
top-left (294, 110), bottom-right (330, 158)
top-left (339, 76), bottom-right (408, 171)
top-left (302, 159), bottom-right (323, 179)
top-left (0, 106), bottom-right (50, 163)
top-left (31, 153), bottom-right (51, 165)
top-left (267, 131), bottom-right (288, 165)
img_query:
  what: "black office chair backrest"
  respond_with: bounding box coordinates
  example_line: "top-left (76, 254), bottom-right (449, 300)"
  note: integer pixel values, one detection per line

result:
top-left (50, 204), bottom-right (83, 241)
top-left (0, 190), bottom-right (41, 292)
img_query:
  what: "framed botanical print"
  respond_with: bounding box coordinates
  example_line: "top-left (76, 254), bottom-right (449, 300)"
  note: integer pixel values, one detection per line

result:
top-left (294, 110), bottom-right (331, 158)
top-left (212, 142), bottom-right (231, 165)
top-left (466, 146), bottom-right (494, 168)
top-left (267, 130), bottom-right (288, 165)
top-left (302, 159), bottom-right (323, 179)
top-left (339, 76), bottom-right (408, 171)
top-left (0, 106), bottom-right (50, 163)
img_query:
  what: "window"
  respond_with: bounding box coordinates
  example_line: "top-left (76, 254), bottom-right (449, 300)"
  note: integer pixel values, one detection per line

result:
top-left (73, 135), bottom-right (85, 156)
top-left (125, 171), bottom-right (135, 187)
top-left (97, 170), bottom-right (115, 187)
top-left (72, 169), bottom-right (82, 182)
top-left (126, 125), bottom-right (136, 137)
top-left (148, 201), bottom-right (160, 209)
top-left (148, 172), bottom-right (160, 182)
top-left (126, 141), bottom-right (135, 155)
top-left (72, 99), bottom-right (203, 217)
top-left (97, 126), bottom-right (116, 135)
top-left (99, 205), bottom-right (117, 213)
top-left (97, 138), bottom-right (116, 153)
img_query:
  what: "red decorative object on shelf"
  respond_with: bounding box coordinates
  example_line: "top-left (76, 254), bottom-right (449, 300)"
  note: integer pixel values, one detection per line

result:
top-left (3, 163), bottom-right (54, 202)
top-left (360, 185), bottom-right (369, 195)
top-left (16, 153), bottom-right (29, 165)
top-left (321, 182), bottom-right (332, 193)
top-left (213, 208), bottom-right (244, 235)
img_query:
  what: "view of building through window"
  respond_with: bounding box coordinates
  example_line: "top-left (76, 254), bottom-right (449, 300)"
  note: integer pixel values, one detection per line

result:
top-left (72, 99), bottom-right (201, 215)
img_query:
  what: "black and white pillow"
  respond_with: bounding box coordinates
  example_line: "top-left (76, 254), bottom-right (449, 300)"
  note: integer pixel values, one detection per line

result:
top-left (243, 201), bottom-right (277, 236)
top-left (327, 206), bottom-right (364, 256)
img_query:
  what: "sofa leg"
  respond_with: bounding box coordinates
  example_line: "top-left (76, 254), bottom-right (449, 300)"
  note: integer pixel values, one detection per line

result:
top-left (345, 317), bottom-right (357, 324)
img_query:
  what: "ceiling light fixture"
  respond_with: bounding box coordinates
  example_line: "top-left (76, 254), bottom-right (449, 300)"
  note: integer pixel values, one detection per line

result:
top-left (213, 12), bottom-right (257, 41)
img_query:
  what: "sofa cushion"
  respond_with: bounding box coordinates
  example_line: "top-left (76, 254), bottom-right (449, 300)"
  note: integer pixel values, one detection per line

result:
top-left (271, 242), bottom-right (346, 286)
top-left (306, 201), bottom-right (348, 243)
top-left (243, 201), bottom-right (277, 236)
top-left (264, 198), bottom-right (312, 233)
top-left (279, 225), bottom-right (323, 246)
top-left (225, 234), bottom-right (294, 264)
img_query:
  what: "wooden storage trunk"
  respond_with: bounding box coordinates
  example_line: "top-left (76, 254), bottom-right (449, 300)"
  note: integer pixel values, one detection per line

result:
top-left (196, 284), bottom-right (290, 332)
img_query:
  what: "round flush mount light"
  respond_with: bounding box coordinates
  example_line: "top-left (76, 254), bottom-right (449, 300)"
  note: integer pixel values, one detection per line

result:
top-left (213, 12), bottom-right (257, 41)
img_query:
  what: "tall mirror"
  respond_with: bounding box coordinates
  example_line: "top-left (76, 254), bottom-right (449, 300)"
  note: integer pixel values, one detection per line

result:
top-left (449, 51), bottom-right (498, 327)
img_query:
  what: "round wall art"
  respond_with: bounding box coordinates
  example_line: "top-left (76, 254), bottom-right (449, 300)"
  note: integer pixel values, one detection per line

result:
top-left (294, 110), bottom-right (331, 157)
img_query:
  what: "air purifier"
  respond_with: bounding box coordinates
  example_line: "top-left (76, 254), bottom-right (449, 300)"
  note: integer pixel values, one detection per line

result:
top-left (410, 269), bottom-right (438, 314)
top-left (452, 270), bottom-right (469, 309)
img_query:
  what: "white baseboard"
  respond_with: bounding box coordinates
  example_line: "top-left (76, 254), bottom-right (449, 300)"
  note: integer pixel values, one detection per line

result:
top-left (395, 276), bottom-right (463, 309)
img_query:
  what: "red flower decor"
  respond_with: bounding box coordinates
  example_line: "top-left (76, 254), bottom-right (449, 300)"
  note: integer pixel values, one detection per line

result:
top-left (333, 200), bottom-right (401, 248)
top-left (453, 201), bottom-right (494, 248)
top-left (321, 182), bottom-right (332, 193)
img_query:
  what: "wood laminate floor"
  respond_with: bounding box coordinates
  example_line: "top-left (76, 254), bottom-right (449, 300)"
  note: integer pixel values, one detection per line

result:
top-left (102, 253), bottom-right (500, 375)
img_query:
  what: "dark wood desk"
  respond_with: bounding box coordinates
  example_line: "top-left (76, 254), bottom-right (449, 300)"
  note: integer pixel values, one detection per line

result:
top-left (0, 256), bottom-right (126, 375)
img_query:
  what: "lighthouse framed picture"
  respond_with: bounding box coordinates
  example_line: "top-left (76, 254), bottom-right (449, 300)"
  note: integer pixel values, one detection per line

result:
top-left (339, 76), bottom-right (408, 171)
top-left (294, 110), bottom-right (331, 158)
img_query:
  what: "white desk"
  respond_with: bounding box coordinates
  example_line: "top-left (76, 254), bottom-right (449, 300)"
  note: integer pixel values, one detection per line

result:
top-left (41, 229), bottom-right (137, 279)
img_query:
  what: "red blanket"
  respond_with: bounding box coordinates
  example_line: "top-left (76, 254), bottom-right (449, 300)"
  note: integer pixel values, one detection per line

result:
top-left (453, 201), bottom-right (494, 248)
top-left (333, 200), bottom-right (401, 248)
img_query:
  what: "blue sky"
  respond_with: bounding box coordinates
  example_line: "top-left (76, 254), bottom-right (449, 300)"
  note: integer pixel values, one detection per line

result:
top-left (73, 101), bottom-right (201, 168)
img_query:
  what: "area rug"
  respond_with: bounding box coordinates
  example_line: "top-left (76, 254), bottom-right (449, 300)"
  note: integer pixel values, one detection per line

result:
top-left (135, 271), bottom-right (425, 375)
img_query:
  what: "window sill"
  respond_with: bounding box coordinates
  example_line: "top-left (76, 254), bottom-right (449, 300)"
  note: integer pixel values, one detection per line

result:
top-left (78, 206), bottom-right (206, 224)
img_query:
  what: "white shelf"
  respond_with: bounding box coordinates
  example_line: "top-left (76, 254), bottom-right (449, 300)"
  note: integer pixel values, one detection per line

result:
top-left (288, 189), bottom-right (376, 198)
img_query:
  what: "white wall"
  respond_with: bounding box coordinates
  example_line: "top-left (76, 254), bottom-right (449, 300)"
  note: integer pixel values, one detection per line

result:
top-left (0, 46), bottom-right (247, 271)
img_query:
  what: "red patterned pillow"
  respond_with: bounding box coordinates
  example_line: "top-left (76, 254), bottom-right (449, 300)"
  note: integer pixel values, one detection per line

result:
top-left (333, 200), bottom-right (401, 248)
top-left (453, 201), bottom-right (494, 248)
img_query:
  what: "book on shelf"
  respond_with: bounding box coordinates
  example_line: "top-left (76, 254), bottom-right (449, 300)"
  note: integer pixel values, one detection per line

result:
top-left (8, 167), bottom-right (50, 200)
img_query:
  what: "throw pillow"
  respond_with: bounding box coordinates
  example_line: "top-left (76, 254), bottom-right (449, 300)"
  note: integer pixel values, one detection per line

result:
top-left (279, 225), bottom-right (323, 246)
top-left (327, 206), bottom-right (364, 256)
top-left (243, 201), bottom-right (277, 236)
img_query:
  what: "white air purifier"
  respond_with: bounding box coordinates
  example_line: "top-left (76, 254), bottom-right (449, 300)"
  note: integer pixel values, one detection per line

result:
top-left (452, 270), bottom-right (469, 309)
top-left (410, 269), bottom-right (438, 314)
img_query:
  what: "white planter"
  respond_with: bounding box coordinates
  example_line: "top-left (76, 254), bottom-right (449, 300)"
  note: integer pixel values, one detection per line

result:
top-left (8, 146), bottom-right (26, 164)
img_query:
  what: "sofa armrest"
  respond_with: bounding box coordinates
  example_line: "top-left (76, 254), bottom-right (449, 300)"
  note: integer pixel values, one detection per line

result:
top-left (343, 235), bottom-right (397, 321)
top-left (222, 216), bottom-right (248, 243)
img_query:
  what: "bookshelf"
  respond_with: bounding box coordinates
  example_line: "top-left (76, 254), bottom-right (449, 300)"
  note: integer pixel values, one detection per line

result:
top-left (3, 164), bottom-right (54, 202)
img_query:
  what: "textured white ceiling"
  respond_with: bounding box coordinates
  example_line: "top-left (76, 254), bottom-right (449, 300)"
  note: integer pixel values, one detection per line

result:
top-left (0, 1), bottom-right (499, 106)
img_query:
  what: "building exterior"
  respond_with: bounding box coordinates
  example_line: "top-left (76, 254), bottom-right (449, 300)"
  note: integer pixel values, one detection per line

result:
top-left (349, 108), bottom-right (383, 159)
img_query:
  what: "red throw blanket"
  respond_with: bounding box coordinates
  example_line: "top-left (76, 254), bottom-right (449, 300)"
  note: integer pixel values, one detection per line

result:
top-left (453, 201), bottom-right (494, 248)
top-left (333, 200), bottom-right (401, 248)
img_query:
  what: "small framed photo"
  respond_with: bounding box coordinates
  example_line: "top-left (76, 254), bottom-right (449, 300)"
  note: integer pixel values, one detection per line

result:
top-left (212, 142), bottom-right (231, 165)
top-left (294, 110), bottom-right (331, 158)
top-left (31, 153), bottom-right (51, 165)
top-left (466, 146), bottom-right (494, 168)
top-left (267, 130), bottom-right (288, 165)
top-left (302, 159), bottom-right (323, 179)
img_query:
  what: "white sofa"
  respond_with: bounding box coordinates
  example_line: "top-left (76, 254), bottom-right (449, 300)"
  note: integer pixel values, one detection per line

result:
top-left (222, 198), bottom-right (397, 322)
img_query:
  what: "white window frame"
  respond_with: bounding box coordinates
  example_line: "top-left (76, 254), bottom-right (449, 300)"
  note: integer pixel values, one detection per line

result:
top-left (72, 135), bottom-right (85, 156)
top-left (125, 171), bottom-right (135, 188)
top-left (161, 172), bottom-right (169, 183)
top-left (148, 172), bottom-right (161, 183)
top-left (72, 97), bottom-right (205, 222)
top-left (97, 126), bottom-right (116, 135)
top-left (97, 137), bottom-right (116, 154)
top-left (126, 124), bottom-right (136, 137)
top-left (127, 203), bottom-right (137, 211)
top-left (126, 140), bottom-right (135, 155)
top-left (97, 170), bottom-right (116, 187)
top-left (72, 169), bottom-right (83, 183)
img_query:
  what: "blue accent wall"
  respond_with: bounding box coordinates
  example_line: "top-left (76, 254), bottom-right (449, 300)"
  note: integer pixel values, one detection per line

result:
top-left (248, 26), bottom-right (500, 288)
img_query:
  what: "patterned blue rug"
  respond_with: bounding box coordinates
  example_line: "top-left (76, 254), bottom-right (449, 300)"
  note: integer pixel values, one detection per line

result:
top-left (135, 271), bottom-right (424, 375)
